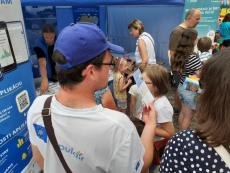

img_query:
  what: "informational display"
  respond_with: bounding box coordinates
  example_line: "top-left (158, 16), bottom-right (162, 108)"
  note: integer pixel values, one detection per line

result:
top-left (0, 22), bottom-right (16, 72)
top-left (0, 62), bottom-right (36, 173)
top-left (73, 7), bottom-right (99, 25)
top-left (0, 0), bottom-right (39, 172)
top-left (6, 21), bottom-right (29, 64)
top-left (184, 0), bottom-right (221, 38)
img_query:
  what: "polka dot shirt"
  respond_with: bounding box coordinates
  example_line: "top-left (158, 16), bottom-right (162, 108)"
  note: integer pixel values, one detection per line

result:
top-left (159, 130), bottom-right (230, 173)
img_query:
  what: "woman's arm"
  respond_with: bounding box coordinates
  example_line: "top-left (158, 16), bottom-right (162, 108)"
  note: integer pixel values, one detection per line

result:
top-left (141, 104), bottom-right (157, 173)
top-left (138, 39), bottom-right (149, 69)
top-left (38, 58), bottom-right (49, 94)
top-left (118, 77), bottom-right (132, 92)
top-left (32, 145), bottom-right (44, 169)
top-left (101, 89), bottom-right (118, 110)
top-left (155, 122), bottom-right (175, 139)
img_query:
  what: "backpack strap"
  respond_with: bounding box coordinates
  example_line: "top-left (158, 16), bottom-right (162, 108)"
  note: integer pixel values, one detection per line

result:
top-left (214, 145), bottom-right (230, 168)
top-left (42, 96), bottom-right (72, 173)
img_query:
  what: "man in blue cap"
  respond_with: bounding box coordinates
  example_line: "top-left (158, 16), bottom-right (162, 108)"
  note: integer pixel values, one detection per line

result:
top-left (27, 23), bottom-right (156, 173)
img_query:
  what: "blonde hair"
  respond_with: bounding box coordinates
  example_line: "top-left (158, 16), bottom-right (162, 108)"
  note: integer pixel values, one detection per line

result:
top-left (118, 58), bottom-right (128, 72)
top-left (128, 19), bottom-right (144, 34)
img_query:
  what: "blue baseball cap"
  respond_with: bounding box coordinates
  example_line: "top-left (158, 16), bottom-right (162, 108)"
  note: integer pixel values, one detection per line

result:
top-left (54, 23), bottom-right (124, 69)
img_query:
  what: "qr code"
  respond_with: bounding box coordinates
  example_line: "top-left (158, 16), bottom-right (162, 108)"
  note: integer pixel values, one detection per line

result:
top-left (16, 90), bottom-right (30, 113)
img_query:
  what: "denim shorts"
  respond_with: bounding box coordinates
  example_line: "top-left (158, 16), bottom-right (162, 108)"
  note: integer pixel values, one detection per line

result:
top-left (178, 84), bottom-right (197, 110)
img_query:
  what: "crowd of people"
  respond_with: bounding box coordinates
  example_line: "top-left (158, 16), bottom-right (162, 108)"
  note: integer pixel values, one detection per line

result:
top-left (28, 8), bottom-right (230, 173)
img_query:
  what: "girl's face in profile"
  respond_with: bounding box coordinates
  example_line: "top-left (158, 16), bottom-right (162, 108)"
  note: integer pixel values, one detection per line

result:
top-left (142, 72), bottom-right (157, 97)
top-left (119, 59), bottom-right (128, 73)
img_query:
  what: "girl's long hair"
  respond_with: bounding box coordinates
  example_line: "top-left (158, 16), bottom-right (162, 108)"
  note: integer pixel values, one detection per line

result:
top-left (196, 48), bottom-right (230, 151)
top-left (171, 28), bottom-right (198, 74)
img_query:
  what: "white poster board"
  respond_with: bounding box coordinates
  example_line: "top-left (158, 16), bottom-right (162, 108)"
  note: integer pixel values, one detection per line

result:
top-left (6, 21), bottom-right (29, 63)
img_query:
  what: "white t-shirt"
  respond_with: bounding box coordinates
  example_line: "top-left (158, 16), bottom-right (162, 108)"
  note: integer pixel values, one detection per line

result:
top-left (138, 96), bottom-right (173, 141)
top-left (129, 85), bottom-right (143, 118)
top-left (27, 95), bottom-right (144, 173)
top-left (154, 96), bottom-right (173, 124)
top-left (154, 96), bottom-right (173, 141)
top-left (198, 51), bottom-right (212, 63)
top-left (135, 32), bottom-right (156, 64)
top-left (138, 96), bottom-right (173, 124)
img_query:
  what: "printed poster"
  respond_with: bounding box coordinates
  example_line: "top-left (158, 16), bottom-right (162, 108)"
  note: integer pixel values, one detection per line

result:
top-left (184, 0), bottom-right (221, 39)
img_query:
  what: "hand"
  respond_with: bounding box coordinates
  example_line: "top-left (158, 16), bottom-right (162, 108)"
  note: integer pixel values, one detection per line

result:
top-left (40, 78), bottom-right (49, 95)
top-left (139, 63), bottom-right (147, 71)
top-left (142, 103), bottom-right (157, 126)
top-left (127, 73), bottom-right (133, 79)
top-left (212, 42), bottom-right (219, 49)
top-left (127, 79), bottom-right (132, 85)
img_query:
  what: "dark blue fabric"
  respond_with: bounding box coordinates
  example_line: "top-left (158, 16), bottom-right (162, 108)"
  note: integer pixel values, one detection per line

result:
top-left (107, 5), bottom-right (184, 67)
top-left (34, 37), bottom-right (53, 79)
top-left (159, 130), bottom-right (230, 173)
top-left (21, 0), bottom-right (184, 6)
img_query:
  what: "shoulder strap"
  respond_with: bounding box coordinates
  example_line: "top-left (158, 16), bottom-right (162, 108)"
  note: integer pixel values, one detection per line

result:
top-left (214, 145), bottom-right (230, 168)
top-left (42, 96), bottom-right (72, 173)
top-left (141, 33), bottom-right (155, 47)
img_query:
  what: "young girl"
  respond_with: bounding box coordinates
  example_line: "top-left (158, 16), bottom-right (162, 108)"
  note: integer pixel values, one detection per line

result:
top-left (142, 64), bottom-right (175, 139)
top-left (141, 64), bottom-right (175, 165)
top-left (171, 28), bottom-right (202, 130)
top-left (113, 58), bottom-right (132, 113)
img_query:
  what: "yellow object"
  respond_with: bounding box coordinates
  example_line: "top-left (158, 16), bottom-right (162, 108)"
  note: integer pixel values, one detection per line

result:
top-left (22, 153), bottom-right (27, 160)
top-left (220, 8), bottom-right (230, 17)
top-left (17, 138), bottom-right (24, 148)
top-left (188, 75), bottom-right (199, 81)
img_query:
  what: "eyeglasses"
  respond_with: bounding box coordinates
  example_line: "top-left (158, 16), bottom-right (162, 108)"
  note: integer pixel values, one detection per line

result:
top-left (101, 62), bottom-right (116, 67)
top-left (93, 58), bottom-right (116, 69)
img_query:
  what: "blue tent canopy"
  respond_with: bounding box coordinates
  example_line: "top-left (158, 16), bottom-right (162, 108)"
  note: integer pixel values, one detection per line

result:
top-left (22, 0), bottom-right (185, 67)
top-left (21, 0), bottom-right (184, 6)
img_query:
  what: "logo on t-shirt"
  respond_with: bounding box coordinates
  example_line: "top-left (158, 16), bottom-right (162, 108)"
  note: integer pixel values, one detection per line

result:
top-left (33, 124), bottom-right (47, 143)
top-left (59, 144), bottom-right (84, 161)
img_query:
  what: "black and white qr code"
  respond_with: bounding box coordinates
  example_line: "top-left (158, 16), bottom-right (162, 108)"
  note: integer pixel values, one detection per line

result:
top-left (16, 90), bottom-right (30, 113)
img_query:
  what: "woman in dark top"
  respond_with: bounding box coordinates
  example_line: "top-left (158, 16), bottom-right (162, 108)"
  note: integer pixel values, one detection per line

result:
top-left (171, 29), bottom-right (201, 130)
top-left (160, 48), bottom-right (230, 173)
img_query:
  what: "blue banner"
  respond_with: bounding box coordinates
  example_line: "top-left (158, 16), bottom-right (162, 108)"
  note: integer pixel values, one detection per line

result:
top-left (22, 6), bottom-right (57, 55)
top-left (73, 7), bottom-right (99, 25)
top-left (0, 61), bottom-right (36, 173)
top-left (184, 0), bottom-right (221, 37)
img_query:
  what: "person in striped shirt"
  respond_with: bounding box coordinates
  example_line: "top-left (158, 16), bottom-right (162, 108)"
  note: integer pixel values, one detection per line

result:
top-left (197, 37), bottom-right (212, 64)
top-left (171, 28), bottom-right (202, 130)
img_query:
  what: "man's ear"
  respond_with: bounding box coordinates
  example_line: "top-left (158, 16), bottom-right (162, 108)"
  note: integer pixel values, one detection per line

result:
top-left (82, 64), bottom-right (95, 77)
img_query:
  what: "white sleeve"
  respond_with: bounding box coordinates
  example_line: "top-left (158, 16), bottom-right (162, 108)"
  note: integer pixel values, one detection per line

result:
top-left (27, 118), bottom-right (37, 145)
top-left (27, 96), bottom-right (48, 150)
top-left (157, 106), bottom-right (173, 124)
top-left (129, 85), bottom-right (137, 96)
top-left (27, 99), bottom-right (39, 145)
top-left (27, 97), bottom-right (48, 157)
top-left (108, 128), bottom-right (145, 173)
